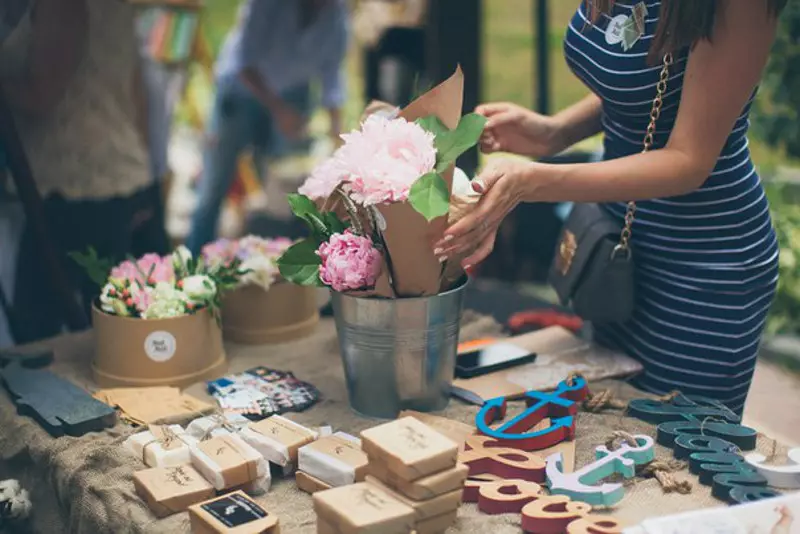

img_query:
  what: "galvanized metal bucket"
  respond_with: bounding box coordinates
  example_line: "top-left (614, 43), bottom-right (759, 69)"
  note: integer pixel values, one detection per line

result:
top-left (331, 279), bottom-right (467, 419)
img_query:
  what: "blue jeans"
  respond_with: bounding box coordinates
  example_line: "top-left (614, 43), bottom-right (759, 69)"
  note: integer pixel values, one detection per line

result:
top-left (186, 77), bottom-right (311, 254)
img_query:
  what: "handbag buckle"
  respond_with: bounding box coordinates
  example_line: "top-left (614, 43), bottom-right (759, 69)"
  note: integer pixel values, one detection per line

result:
top-left (611, 244), bottom-right (631, 261)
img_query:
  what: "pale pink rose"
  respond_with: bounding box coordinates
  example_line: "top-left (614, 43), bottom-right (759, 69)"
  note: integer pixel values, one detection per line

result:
top-left (317, 231), bottom-right (382, 292)
top-left (301, 115), bottom-right (437, 206)
top-left (110, 254), bottom-right (174, 287)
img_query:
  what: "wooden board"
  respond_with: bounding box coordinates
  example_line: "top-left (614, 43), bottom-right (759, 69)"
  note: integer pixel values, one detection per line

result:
top-left (1, 362), bottom-right (116, 437)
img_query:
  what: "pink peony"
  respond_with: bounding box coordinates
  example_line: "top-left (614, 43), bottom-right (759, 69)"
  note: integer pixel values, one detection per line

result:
top-left (317, 231), bottom-right (382, 292)
top-left (300, 115), bottom-right (437, 206)
top-left (110, 254), bottom-right (174, 287)
top-left (298, 157), bottom-right (344, 200)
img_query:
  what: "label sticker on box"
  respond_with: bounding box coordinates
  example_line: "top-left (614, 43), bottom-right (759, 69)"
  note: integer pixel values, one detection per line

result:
top-left (201, 493), bottom-right (268, 528)
top-left (144, 331), bottom-right (177, 362)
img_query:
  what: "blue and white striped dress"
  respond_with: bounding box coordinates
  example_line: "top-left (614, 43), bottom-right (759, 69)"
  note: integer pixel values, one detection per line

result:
top-left (564, 1), bottom-right (779, 415)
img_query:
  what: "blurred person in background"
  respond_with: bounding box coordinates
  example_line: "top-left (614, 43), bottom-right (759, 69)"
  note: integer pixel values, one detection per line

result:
top-left (185, 0), bottom-right (349, 254)
top-left (0, 0), bottom-right (168, 344)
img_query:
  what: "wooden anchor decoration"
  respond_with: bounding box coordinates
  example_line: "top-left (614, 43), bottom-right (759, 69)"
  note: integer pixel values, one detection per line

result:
top-left (476, 375), bottom-right (589, 451)
top-left (744, 447), bottom-right (800, 490)
top-left (545, 434), bottom-right (655, 507)
top-left (628, 393), bottom-right (781, 504)
top-left (459, 435), bottom-right (546, 483)
top-left (463, 476), bottom-right (623, 534)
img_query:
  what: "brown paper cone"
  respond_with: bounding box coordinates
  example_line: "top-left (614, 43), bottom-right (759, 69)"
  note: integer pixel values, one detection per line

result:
top-left (374, 67), bottom-right (464, 297)
top-left (222, 283), bottom-right (319, 344)
top-left (92, 306), bottom-right (227, 388)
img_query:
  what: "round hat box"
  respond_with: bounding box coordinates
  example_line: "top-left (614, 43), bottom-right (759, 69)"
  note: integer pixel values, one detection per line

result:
top-left (221, 283), bottom-right (319, 344)
top-left (92, 306), bottom-right (227, 388)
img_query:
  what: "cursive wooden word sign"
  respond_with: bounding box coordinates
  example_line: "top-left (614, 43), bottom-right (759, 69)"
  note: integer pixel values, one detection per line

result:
top-left (464, 477), bottom-right (622, 534)
top-left (476, 376), bottom-right (589, 451)
top-left (628, 394), bottom-right (781, 504)
top-left (546, 434), bottom-right (654, 508)
top-left (744, 447), bottom-right (800, 490)
top-left (459, 435), bottom-right (546, 483)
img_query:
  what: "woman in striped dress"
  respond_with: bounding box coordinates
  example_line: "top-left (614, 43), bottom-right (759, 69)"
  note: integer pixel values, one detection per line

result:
top-left (435, 0), bottom-right (786, 415)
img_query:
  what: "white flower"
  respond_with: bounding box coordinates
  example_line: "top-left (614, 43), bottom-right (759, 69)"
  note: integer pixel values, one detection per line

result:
top-left (99, 283), bottom-right (116, 314)
top-left (172, 245), bottom-right (193, 274)
top-left (141, 282), bottom-right (189, 319)
top-left (240, 255), bottom-right (280, 291)
top-left (181, 275), bottom-right (217, 303)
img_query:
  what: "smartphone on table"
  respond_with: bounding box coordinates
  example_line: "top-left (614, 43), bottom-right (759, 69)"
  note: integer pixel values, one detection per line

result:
top-left (455, 341), bottom-right (537, 379)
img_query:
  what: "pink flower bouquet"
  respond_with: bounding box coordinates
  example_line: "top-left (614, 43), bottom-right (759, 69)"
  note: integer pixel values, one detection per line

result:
top-left (203, 236), bottom-right (293, 292)
top-left (71, 246), bottom-right (246, 321)
top-left (279, 68), bottom-right (484, 297)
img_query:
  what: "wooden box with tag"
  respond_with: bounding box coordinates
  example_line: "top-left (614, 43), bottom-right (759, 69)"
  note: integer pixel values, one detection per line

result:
top-left (134, 465), bottom-right (214, 518)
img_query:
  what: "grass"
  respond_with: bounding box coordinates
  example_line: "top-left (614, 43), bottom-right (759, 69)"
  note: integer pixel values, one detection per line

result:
top-left (192, 0), bottom-right (789, 170)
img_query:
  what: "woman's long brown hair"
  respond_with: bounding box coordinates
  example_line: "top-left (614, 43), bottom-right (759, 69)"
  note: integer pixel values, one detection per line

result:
top-left (586, 0), bottom-right (788, 63)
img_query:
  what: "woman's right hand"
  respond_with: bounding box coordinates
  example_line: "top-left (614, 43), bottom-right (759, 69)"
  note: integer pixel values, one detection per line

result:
top-left (476, 102), bottom-right (562, 159)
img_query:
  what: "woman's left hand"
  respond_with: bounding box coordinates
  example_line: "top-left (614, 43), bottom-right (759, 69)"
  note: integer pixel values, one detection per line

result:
top-left (434, 158), bottom-right (531, 269)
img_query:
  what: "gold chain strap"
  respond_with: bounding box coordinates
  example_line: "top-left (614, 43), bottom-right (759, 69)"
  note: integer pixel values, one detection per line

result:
top-left (617, 53), bottom-right (674, 252)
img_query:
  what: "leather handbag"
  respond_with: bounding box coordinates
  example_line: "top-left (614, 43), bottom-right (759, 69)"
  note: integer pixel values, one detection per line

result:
top-left (548, 53), bottom-right (673, 324)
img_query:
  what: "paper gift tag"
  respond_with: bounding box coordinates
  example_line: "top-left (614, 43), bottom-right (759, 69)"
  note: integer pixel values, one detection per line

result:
top-left (366, 476), bottom-right (462, 521)
top-left (298, 432), bottom-right (368, 487)
top-left (313, 482), bottom-right (415, 534)
top-left (361, 417), bottom-right (459, 481)
top-left (369, 462), bottom-right (469, 501)
top-left (133, 465), bottom-right (214, 518)
top-left (241, 415), bottom-right (318, 466)
top-left (189, 490), bottom-right (279, 534)
top-left (192, 435), bottom-right (265, 490)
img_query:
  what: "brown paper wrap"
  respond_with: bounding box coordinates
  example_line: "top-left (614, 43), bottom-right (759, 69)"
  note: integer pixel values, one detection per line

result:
top-left (91, 305), bottom-right (227, 389)
top-left (198, 436), bottom-right (260, 489)
top-left (377, 67), bottom-right (465, 297)
top-left (249, 416), bottom-right (317, 464)
top-left (305, 435), bottom-right (369, 482)
top-left (221, 283), bottom-right (319, 345)
top-left (313, 482), bottom-right (415, 534)
top-left (133, 465), bottom-right (214, 519)
top-left (295, 471), bottom-right (333, 495)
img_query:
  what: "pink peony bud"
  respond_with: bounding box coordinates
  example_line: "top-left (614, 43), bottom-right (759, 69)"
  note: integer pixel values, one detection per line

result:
top-left (317, 231), bottom-right (382, 292)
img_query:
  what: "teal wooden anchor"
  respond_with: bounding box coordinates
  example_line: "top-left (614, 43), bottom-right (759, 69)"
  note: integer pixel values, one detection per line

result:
top-left (545, 434), bottom-right (655, 507)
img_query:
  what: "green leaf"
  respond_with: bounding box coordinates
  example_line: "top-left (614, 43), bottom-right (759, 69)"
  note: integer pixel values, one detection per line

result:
top-left (434, 113), bottom-right (488, 172)
top-left (322, 212), bottom-right (349, 235)
top-left (68, 247), bottom-right (114, 288)
top-left (287, 193), bottom-right (330, 238)
top-left (416, 116), bottom-right (449, 138)
top-left (409, 172), bottom-right (450, 221)
top-left (277, 239), bottom-right (324, 287)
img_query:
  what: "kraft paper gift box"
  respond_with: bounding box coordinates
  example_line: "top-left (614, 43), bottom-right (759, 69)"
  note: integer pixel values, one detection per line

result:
top-left (360, 417), bottom-right (459, 481)
top-left (124, 424), bottom-right (191, 468)
top-left (365, 476), bottom-right (462, 522)
top-left (190, 434), bottom-right (269, 491)
top-left (313, 482), bottom-right (415, 534)
top-left (298, 432), bottom-right (368, 487)
top-left (296, 471), bottom-right (333, 495)
top-left (368, 462), bottom-right (469, 501)
top-left (133, 465), bottom-right (214, 518)
top-left (189, 490), bottom-right (280, 534)
top-left (415, 510), bottom-right (458, 534)
top-left (239, 416), bottom-right (318, 467)
top-left (187, 413), bottom-right (250, 440)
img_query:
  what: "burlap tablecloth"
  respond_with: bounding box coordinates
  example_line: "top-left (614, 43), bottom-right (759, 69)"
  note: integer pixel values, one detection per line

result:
top-left (0, 312), bottom-right (789, 533)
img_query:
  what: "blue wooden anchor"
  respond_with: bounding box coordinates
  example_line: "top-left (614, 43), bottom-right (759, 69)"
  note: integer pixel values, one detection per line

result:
top-left (476, 376), bottom-right (589, 451)
top-left (545, 434), bottom-right (655, 508)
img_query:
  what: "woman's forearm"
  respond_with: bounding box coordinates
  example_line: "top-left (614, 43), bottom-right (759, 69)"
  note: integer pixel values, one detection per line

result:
top-left (549, 93), bottom-right (604, 154)
top-left (519, 146), bottom-right (706, 203)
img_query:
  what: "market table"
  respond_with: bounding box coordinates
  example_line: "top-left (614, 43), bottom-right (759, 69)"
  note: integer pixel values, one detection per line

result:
top-left (0, 313), bottom-right (788, 534)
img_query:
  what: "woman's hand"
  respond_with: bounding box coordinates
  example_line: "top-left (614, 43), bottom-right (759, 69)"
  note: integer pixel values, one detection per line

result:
top-left (476, 102), bottom-right (562, 158)
top-left (434, 158), bottom-right (532, 269)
